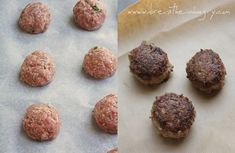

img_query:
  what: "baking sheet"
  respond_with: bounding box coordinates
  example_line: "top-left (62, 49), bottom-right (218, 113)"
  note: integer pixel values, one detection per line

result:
top-left (0, 0), bottom-right (117, 153)
top-left (118, 0), bottom-right (235, 153)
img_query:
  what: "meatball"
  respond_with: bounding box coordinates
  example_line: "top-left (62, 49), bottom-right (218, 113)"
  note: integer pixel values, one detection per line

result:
top-left (23, 104), bottom-right (60, 141)
top-left (107, 148), bottom-right (118, 153)
top-left (83, 46), bottom-right (117, 79)
top-left (186, 49), bottom-right (227, 93)
top-left (129, 41), bottom-right (173, 85)
top-left (151, 93), bottom-right (196, 139)
top-left (93, 94), bottom-right (118, 134)
top-left (20, 51), bottom-right (55, 87)
top-left (73, 0), bottom-right (107, 30)
top-left (18, 2), bottom-right (51, 34)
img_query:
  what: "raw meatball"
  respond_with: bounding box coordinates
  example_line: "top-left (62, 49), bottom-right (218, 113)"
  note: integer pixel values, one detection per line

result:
top-left (107, 148), bottom-right (118, 153)
top-left (23, 104), bottom-right (60, 141)
top-left (93, 94), bottom-right (118, 134)
top-left (20, 51), bottom-right (55, 87)
top-left (129, 41), bottom-right (173, 85)
top-left (151, 93), bottom-right (196, 139)
top-left (83, 46), bottom-right (117, 79)
top-left (73, 0), bottom-right (107, 30)
top-left (19, 2), bottom-right (51, 34)
top-left (186, 49), bottom-right (227, 93)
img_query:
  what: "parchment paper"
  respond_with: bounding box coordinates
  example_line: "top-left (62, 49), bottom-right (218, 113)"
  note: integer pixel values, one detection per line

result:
top-left (118, 0), bottom-right (234, 56)
top-left (0, 0), bottom-right (117, 153)
top-left (118, 0), bottom-right (235, 153)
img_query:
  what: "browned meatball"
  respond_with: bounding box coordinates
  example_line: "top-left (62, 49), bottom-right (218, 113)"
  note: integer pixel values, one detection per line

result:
top-left (93, 94), bottom-right (118, 134)
top-left (23, 104), bottom-right (60, 141)
top-left (129, 41), bottom-right (173, 85)
top-left (20, 51), bottom-right (55, 87)
top-left (151, 93), bottom-right (196, 139)
top-left (83, 46), bottom-right (117, 79)
top-left (19, 2), bottom-right (51, 34)
top-left (186, 49), bottom-right (227, 93)
top-left (73, 0), bottom-right (106, 31)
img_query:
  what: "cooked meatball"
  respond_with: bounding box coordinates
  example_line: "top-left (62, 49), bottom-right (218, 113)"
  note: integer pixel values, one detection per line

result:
top-left (129, 41), bottom-right (173, 85)
top-left (20, 51), bottom-right (55, 87)
top-left (186, 49), bottom-right (227, 93)
top-left (18, 2), bottom-right (51, 34)
top-left (23, 104), bottom-right (60, 141)
top-left (83, 46), bottom-right (117, 79)
top-left (73, 0), bottom-right (106, 30)
top-left (93, 94), bottom-right (118, 134)
top-left (151, 93), bottom-right (196, 139)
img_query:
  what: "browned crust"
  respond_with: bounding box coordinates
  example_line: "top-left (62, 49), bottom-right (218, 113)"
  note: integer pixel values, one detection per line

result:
top-left (132, 63), bottom-right (173, 85)
top-left (186, 49), bottom-right (226, 93)
top-left (151, 93), bottom-right (196, 138)
top-left (129, 41), bottom-right (173, 82)
top-left (23, 104), bottom-right (60, 141)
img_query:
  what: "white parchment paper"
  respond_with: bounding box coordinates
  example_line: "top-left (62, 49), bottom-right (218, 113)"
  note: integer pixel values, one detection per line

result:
top-left (119, 0), bottom-right (235, 153)
top-left (0, 0), bottom-right (117, 153)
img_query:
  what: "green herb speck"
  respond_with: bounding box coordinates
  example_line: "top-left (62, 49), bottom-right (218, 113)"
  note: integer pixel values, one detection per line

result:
top-left (92, 5), bottom-right (101, 12)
